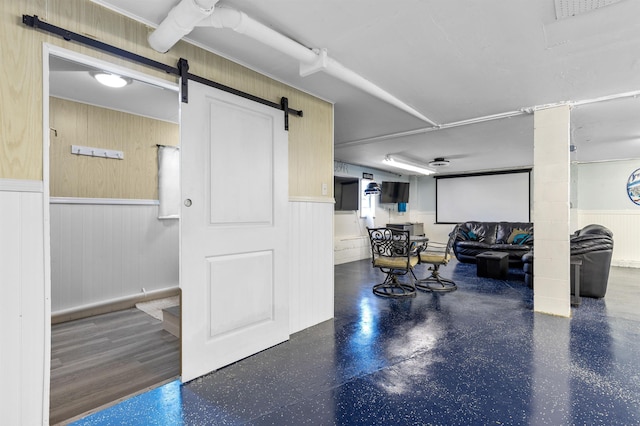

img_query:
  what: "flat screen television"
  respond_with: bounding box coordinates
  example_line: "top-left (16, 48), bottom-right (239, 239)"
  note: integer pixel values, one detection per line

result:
top-left (380, 181), bottom-right (410, 204)
top-left (334, 177), bottom-right (360, 211)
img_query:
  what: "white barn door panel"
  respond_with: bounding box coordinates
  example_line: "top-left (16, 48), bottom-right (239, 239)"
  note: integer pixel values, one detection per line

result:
top-left (180, 81), bottom-right (289, 382)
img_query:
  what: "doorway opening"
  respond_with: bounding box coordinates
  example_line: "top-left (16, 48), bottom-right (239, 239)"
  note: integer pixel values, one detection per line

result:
top-left (45, 45), bottom-right (181, 424)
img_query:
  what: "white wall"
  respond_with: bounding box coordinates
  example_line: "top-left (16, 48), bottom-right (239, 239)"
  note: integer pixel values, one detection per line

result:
top-left (413, 176), bottom-right (458, 243)
top-left (0, 180), bottom-right (47, 425)
top-left (333, 162), bottom-right (413, 264)
top-left (576, 159), bottom-right (640, 267)
top-left (50, 200), bottom-right (179, 315)
top-left (289, 201), bottom-right (334, 333)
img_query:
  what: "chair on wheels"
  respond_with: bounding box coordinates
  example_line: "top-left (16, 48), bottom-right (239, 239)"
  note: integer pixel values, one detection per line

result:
top-left (417, 225), bottom-right (459, 293)
top-left (367, 227), bottom-right (419, 298)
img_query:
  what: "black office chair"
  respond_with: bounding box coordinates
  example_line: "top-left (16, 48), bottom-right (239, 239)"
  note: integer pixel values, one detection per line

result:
top-left (367, 227), bottom-right (419, 298)
top-left (416, 225), bottom-right (459, 292)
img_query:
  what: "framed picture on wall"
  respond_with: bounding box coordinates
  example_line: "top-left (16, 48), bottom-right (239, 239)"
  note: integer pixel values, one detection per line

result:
top-left (627, 168), bottom-right (640, 205)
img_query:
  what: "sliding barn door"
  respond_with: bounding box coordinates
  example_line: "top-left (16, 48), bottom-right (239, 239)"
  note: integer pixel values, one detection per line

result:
top-left (180, 80), bottom-right (289, 382)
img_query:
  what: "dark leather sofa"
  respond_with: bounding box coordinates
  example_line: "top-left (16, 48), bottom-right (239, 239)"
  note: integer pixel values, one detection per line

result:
top-left (522, 224), bottom-right (614, 298)
top-left (452, 221), bottom-right (533, 265)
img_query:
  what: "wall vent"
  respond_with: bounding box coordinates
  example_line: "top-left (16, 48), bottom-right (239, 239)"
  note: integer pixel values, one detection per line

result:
top-left (554, 0), bottom-right (622, 19)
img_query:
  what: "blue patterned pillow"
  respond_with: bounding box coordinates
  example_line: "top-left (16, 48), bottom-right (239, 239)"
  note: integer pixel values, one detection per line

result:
top-left (460, 229), bottom-right (483, 241)
top-left (513, 233), bottom-right (532, 245)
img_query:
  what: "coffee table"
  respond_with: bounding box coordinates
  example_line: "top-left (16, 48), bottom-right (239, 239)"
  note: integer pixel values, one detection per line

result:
top-left (476, 251), bottom-right (509, 279)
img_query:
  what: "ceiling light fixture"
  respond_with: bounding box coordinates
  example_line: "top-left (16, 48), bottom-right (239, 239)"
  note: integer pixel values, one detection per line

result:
top-left (382, 155), bottom-right (435, 175)
top-left (91, 71), bottom-right (132, 88)
top-left (428, 157), bottom-right (450, 167)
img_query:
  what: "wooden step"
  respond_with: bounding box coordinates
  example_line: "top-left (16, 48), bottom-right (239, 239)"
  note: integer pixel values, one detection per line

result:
top-left (162, 306), bottom-right (180, 338)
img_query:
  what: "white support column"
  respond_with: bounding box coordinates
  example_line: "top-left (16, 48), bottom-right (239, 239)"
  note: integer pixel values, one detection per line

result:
top-left (533, 105), bottom-right (571, 317)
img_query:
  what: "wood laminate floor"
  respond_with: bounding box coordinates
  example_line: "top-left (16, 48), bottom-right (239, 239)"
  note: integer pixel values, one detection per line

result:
top-left (50, 308), bottom-right (180, 425)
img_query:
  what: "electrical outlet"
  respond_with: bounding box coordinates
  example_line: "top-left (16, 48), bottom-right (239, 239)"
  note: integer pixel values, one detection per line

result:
top-left (322, 183), bottom-right (328, 195)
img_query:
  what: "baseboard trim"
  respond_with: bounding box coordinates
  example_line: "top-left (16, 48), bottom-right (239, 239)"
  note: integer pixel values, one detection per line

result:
top-left (611, 260), bottom-right (640, 268)
top-left (52, 287), bottom-right (180, 324)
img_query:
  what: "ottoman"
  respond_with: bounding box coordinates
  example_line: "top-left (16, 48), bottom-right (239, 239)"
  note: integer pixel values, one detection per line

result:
top-left (476, 251), bottom-right (509, 279)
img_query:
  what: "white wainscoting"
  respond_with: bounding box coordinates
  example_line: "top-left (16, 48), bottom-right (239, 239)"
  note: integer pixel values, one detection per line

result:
top-left (0, 182), bottom-right (47, 425)
top-left (50, 200), bottom-right (179, 315)
top-left (334, 211), bottom-right (370, 265)
top-left (289, 201), bottom-right (334, 334)
top-left (334, 236), bottom-right (370, 265)
top-left (578, 210), bottom-right (640, 268)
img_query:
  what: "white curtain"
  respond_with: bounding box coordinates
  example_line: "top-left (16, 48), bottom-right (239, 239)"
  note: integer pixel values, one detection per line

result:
top-left (158, 145), bottom-right (180, 219)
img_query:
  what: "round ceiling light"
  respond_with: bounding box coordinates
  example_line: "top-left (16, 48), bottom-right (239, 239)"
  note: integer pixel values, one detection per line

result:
top-left (91, 71), bottom-right (132, 88)
top-left (428, 157), bottom-right (450, 167)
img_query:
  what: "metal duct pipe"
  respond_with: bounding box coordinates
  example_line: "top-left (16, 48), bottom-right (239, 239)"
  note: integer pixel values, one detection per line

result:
top-left (149, 2), bottom-right (438, 125)
top-left (148, 0), bottom-right (220, 53)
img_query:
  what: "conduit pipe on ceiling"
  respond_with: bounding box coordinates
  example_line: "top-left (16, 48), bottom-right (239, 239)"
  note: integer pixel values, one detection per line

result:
top-left (198, 7), bottom-right (318, 64)
top-left (148, 2), bottom-right (438, 126)
top-left (148, 0), bottom-right (220, 53)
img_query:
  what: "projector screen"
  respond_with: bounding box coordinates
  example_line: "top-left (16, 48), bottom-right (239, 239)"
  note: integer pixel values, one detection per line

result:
top-left (436, 170), bottom-right (530, 223)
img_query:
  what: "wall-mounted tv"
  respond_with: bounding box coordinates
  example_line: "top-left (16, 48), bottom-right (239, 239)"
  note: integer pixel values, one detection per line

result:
top-left (334, 176), bottom-right (360, 211)
top-left (380, 181), bottom-right (409, 204)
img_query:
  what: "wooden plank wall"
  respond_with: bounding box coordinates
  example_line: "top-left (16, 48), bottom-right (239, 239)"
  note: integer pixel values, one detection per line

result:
top-left (50, 97), bottom-right (179, 199)
top-left (0, 0), bottom-right (335, 199)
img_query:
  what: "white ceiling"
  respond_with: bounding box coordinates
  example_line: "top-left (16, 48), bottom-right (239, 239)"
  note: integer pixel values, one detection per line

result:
top-left (49, 55), bottom-right (180, 123)
top-left (55, 0), bottom-right (640, 175)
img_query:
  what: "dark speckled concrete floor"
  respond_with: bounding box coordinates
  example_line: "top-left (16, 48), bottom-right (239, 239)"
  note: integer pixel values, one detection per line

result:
top-left (72, 259), bottom-right (640, 425)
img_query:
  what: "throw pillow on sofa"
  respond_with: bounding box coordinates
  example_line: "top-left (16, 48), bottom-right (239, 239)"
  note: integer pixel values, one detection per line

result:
top-left (507, 228), bottom-right (531, 245)
top-left (461, 230), bottom-right (482, 241)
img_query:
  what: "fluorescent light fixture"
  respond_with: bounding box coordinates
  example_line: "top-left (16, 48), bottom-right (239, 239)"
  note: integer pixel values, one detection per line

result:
top-left (91, 72), bottom-right (131, 88)
top-left (382, 155), bottom-right (435, 175)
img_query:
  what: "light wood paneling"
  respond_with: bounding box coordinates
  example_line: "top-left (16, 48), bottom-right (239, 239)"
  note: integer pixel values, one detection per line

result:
top-left (1, 0), bottom-right (334, 200)
top-left (49, 97), bottom-right (178, 199)
top-left (288, 93), bottom-right (334, 198)
top-left (0, 1), bottom-right (43, 180)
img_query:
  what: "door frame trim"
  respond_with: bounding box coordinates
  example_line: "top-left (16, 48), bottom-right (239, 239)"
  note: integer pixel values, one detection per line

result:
top-left (42, 43), bottom-right (180, 422)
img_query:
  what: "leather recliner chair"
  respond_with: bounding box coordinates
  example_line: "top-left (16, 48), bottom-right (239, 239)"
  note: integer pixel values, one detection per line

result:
top-left (521, 224), bottom-right (614, 298)
top-left (570, 224), bottom-right (614, 298)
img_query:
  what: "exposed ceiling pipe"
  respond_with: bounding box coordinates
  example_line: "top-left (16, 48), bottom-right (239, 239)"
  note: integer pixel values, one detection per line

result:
top-left (148, 0), bottom-right (220, 53)
top-left (336, 109), bottom-right (530, 148)
top-left (148, 3), bottom-right (438, 126)
top-left (337, 87), bottom-right (640, 148)
top-left (198, 7), bottom-right (318, 63)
